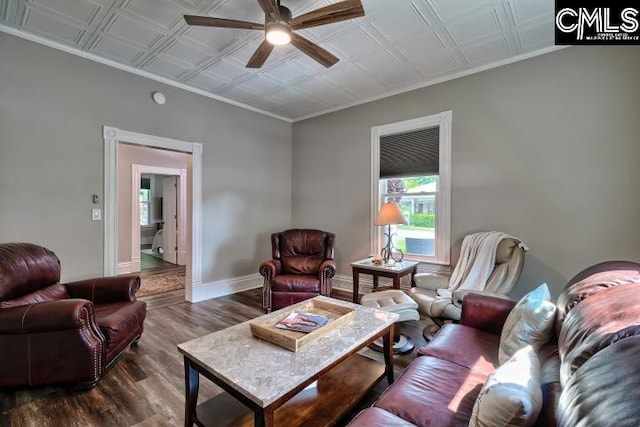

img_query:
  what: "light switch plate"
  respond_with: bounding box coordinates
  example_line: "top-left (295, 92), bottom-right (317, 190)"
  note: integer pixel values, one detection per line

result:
top-left (92, 208), bottom-right (102, 221)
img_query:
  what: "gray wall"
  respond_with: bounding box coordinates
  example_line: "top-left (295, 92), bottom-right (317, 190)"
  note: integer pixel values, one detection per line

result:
top-left (0, 33), bottom-right (292, 282)
top-left (292, 46), bottom-right (640, 299)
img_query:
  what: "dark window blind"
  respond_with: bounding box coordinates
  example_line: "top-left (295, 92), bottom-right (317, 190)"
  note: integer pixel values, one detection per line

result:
top-left (141, 177), bottom-right (151, 190)
top-left (379, 126), bottom-right (439, 179)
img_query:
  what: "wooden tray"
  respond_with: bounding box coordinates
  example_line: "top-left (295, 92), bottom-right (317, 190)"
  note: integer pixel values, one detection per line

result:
top-left (250, 299), bottom-right (355, 352)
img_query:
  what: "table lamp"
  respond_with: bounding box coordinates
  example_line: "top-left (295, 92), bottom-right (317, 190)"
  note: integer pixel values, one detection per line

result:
top-left (375, 202), bottom-right (407, 264)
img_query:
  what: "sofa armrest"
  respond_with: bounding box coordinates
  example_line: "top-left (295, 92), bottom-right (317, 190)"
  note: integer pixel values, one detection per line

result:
top-left (414, 273), bottom-right (449, 290)
top-left (259, 259), bottom-right (282, 280)
top-left (451, 289), bottom-right (513, 307)
top-left (0, 299), bottom-right (97, 333)
top-left (63, 275), bottom-right (140, 303)
top-left (459, 292), bottom-right (516, 335)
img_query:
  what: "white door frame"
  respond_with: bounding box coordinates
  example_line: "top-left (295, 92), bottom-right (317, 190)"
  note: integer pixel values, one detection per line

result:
top-left (132, 165), bottom-right (187, 271)
top-left (103, 126), bottom-right (202, 302)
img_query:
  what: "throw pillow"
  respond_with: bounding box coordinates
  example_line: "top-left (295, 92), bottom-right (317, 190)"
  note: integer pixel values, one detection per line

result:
top-left (469, 346), bottom-right (543, 427)
top-left (499, 283), bottom-right (557, 364)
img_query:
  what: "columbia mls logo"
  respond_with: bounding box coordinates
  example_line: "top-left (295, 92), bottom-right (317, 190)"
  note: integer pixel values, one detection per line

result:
top-left (555, 1), bottom-right (639, 44)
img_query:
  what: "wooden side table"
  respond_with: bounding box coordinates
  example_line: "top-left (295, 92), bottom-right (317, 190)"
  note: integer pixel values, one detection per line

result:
top-left (350, 258), bottom-right (418, 303)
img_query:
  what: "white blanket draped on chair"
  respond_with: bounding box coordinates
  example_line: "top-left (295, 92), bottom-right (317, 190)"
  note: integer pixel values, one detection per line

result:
top-left (437, 231), bottom-right (527, 298)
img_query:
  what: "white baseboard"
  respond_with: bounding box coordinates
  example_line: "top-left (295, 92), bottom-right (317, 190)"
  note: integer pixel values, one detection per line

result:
top-left (117, 260), bottom-right (140, 274)
top-left (117, 261), bottom-right (134, 275)
top-left (190, 273), bottom-right (263, 303)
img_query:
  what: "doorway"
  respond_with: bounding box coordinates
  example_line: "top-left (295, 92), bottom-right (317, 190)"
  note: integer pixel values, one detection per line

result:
top-left (103, 126), bottom-right (203, 302)
top-left (140, 174), bottom-right (178, 265)
top-left (131, 165), bottom-right (187, 273)
top-left (134, 168), bottom-right (187, 297)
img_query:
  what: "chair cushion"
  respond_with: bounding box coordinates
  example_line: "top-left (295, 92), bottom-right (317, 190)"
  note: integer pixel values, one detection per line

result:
top-left (555, 263), bottom-right (640, 330)
top-left (0, 243), bottom-right (61, 300)
top-left (93, 301), bottom-right (146, 362)
top-left (499, 283), bottom-right (556, 364)
top-left (281, 255), bottom-right (325, 275)
top-left (271, 292), bottom-right (319, 311)
top-left (408, 287), bottom-right (453, 318)
top-left (272, 275), bottom-right (320, 293)
top-left (276, 229), bottom-right (330, 275)
top-left (374, 355), bottom-right (488, 426)
top-left (558, 282), bottom-right (640, 386)
top-left (419, 323), bottom-right (500, 374)
top-left (348, 407), bottom-right (417, 426)
top-left (0, 284), bottom-right (68, 308)
top-left (360, 289), bottom-right (419, 312)
top-left (469, 346), bottom-right (542, 427)
top-left (558, 335), bottom-right (640, 427)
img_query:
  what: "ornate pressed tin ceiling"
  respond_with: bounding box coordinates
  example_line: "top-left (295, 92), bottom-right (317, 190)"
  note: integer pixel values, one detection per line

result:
top-left (0, 0), bottom-right (558, 121)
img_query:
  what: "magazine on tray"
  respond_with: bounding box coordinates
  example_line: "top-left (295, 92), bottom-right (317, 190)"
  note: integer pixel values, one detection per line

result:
top-left (275, 311), bottom-right (331, 333)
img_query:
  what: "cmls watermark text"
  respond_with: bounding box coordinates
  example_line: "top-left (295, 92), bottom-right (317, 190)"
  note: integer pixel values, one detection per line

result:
top-left (555, 1), bottom-right (639, 44)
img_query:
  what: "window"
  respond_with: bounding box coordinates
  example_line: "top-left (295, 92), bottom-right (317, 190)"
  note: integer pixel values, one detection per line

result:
top-left (371, 111), bottom-right (452, 264)
top-left (140, 188), bottom-right (151, 226)
top-left (380, 176), bottom-right (438, 257)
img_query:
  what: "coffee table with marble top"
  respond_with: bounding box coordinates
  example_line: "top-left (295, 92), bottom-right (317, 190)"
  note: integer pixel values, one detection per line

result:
top-left (177, 296), bottom-right (398, 427)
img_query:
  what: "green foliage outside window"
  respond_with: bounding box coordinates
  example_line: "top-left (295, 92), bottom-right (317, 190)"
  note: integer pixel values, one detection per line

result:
top-left (409, 213), bottom-right (435, 228)
top-left (403, 176), bottom-right (437, 189)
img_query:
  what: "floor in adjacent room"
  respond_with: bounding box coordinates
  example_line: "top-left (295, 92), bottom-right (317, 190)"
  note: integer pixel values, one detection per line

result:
top-left (0, 288), bottom-right (434, 427)
top-left (136, 251), bottom-right (185, 298)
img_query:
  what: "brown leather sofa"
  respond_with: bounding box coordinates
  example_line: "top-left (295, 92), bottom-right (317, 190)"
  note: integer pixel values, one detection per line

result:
top-left (348, 260), bottom-right (640, 426)
top-left (259, 229), bottom-right (336, 312)
top-left (0, 243), bottom-right (147, 389)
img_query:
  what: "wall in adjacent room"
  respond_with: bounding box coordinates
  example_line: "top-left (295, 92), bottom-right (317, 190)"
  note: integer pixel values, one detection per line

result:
top-left (292, 46), bottom-right (640, 298)
top-left (0, 32), bottom-right (292, 283)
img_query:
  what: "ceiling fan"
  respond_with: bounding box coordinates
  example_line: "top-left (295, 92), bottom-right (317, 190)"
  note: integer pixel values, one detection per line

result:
top-left (184, 0), bottom-right (365, 68)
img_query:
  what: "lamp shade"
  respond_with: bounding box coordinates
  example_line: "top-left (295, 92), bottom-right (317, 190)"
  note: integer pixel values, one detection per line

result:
top-left (375, 202), bottom-right (407, 226)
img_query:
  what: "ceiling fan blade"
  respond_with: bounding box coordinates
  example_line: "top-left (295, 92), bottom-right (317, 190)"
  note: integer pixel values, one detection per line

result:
top-left (246, 40), bottom-right (275, 68)
top-left (257, 0), bottom-right (281, 21)
top-left (290, 33), bottom-right (339, 68)
top-left (289, 0), bottom-right (364, 30)
top-left (184, 15), bottom-right (264, 30)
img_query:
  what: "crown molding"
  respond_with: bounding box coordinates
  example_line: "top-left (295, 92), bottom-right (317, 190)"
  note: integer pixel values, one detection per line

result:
top-left (1, 23), bottom-right (570, 125)
top-left (292, 45), bottom-right (571, 122)
top-left (0, 24), bottom-right (293, 123)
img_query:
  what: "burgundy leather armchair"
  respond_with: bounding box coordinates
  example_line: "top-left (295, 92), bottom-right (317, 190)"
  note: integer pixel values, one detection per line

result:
top-left (0, 243), bottom-right (147, 389)
top-left (259, 229), bottom-right (336, 313)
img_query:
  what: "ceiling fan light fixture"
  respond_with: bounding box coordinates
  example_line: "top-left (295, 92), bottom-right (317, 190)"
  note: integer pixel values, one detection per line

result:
top-left (184, 0), bottom-right (365, 68)
top-left (265, 22), bottom-right (291, 45)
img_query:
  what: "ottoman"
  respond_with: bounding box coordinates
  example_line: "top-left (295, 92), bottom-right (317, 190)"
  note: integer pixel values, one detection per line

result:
top-left (360, 289), bottom-right (420, 354)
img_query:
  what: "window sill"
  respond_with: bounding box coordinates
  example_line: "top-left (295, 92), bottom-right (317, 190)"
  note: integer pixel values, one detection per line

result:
top-left (403, 255), bottom-right (449, 266)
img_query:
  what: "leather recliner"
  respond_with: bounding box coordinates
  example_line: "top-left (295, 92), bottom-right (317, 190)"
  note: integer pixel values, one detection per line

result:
top-left (259, 229), bottom-right (336, 313)
top-left (0, 243), bottom-right (147, 389)
top-left (409, 236), bottom-right (525, 337)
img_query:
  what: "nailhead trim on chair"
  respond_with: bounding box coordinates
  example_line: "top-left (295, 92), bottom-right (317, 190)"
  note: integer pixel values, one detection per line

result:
top-left (77, 306), bottom-right (103, 380)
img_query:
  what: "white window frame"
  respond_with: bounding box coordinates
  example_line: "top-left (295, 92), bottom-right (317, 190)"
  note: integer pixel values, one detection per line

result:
top-left (139, 187), bottom-right (151, 226)
top-left (370, 111), bottom-right (452, 265)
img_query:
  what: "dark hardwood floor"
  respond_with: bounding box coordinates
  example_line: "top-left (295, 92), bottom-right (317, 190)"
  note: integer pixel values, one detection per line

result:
top-left (0, 288), bottom-right (431, 427)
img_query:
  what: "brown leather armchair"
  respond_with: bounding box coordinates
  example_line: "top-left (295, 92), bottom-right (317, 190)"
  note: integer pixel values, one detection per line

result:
top-left (259, 229), bottom-right (336, 313)
top-left (0, 243), bottom-right (147, 389)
